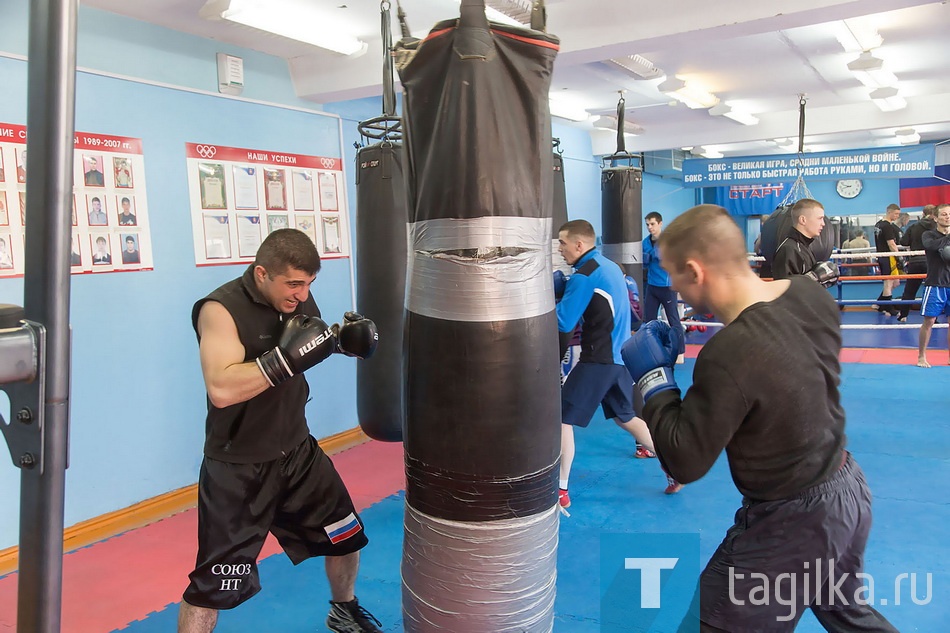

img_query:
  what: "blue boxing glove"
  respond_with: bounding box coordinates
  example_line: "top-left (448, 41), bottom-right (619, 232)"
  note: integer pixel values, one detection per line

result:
top-left (621, 320), bottom-right (680, 400)
top-left (553, 270), bottom-right (568, 301)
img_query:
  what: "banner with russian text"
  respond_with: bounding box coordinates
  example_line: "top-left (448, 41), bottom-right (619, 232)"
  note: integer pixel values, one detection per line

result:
top-left (185, 142), bottom-right (348, 266)
top-left (0, 121), bottom-right (154, 278)
top-left (682, 145), bottom-right (936, 187)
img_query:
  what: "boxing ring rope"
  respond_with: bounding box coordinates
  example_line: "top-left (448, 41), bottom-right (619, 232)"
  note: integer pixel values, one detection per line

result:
top-left (681, 320), bottom-right (949, 330)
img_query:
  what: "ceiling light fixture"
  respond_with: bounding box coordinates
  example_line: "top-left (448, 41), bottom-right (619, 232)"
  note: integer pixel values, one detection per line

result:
top-left (835, 19), bottom-right (883, 53)
top-left (689, 146), bottom-right (723, 159)
top-left (607, 54), bottom-right (665, 80)
top-left (200, 0), bottom-right (367, 56)
top-left (548, 98), bottom-right (591, 122)
top-left (772, 138), bottom-right (794, 147)
top-left (895, 127), bottom-right (921, 145)
top-left (451, 0), bottom-right (530, 26)
top-left (869, 86), bottom-right (907, 112)
top-left (708, 103), bottom-right (759, 126)
top-left (591, 115), bottom-right (644, 136)
top-left (847, 52), bottom-right (898, 89)
top-left (658, 77), bottom-right (719, 109)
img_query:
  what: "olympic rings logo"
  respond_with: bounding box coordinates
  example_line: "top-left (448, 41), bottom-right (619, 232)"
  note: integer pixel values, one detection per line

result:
top-left (196, 145), bottom-right (217, 158)
top-left (320, 157), bottom-right (336, 169)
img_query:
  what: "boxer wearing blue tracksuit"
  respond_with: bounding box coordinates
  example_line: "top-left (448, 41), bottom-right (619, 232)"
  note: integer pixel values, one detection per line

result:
top-left (643, 212), bottom-right (685, 355)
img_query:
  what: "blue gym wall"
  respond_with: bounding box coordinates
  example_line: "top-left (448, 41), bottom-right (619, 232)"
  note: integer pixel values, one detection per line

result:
top-left (0, 1), bottom-right (911, 552)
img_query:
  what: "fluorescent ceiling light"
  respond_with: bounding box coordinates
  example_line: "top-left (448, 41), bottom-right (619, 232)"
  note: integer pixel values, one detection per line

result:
top-left (708, 103), bottom-right (759, 126)
top-left (453, 0), bottom-right (530, 26)
top-left (869, 86), bottom-right (907, 112)
top-left (835, 19), bottom-right (883, 53)
top-left (658, 77), bottom-right (719, 109)
top-left (549, 98), bottom-right (590, 122)
top-left (607, 54), bottom-right (664, 80)
top-left (772, 138), bottom-right (794, 147)
top-left (895, 127), bottom-right (921, 145)
top-left (847, 52), bottom-right (898, 89)
top-left (201, 0), bottom-right (367, 56)
top-left (591, 115), bottom-right (644, 136)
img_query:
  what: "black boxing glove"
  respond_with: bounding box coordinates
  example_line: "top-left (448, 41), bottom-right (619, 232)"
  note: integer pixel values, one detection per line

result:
top-left (334, 311), bottom-right (378, 359)
top-left (805, 261), bottom-right (839, 288)
top-left (256, 314), bottom-right (336, 386)
top-left (940, 244), bottom-right (950, 263)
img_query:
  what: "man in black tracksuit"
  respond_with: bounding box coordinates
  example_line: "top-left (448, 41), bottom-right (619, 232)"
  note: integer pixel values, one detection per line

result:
top-left (621, 205), bottom-right (897, 633)
top-left (898, 205), bottom-right (936, 321)
top-left (772, 198), bottom-right (824, 279)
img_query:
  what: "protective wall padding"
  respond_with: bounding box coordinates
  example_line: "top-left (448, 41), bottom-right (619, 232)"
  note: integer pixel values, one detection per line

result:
top-left (355, 142), bottom-right (407, 442)
top-left (761, 206), bottom-right (836, 264)
top-left (398, 11), bottom-right (560, 632)
top-left (402, 504), bottom-right (559, 632)
top-left (601, 166), bottom-right (643, 282)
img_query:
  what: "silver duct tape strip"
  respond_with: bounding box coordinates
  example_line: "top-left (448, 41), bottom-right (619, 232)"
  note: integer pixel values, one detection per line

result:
top-left (407, 217), bottom-right (554, 322)
top-left (601, 240), bottom-right (643, 265)
top-left (402, 504), bottom-right (559, 633)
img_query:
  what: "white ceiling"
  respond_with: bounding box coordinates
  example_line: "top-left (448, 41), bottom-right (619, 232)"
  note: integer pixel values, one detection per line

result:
top-left (81, 0), bottom-right (950, 157)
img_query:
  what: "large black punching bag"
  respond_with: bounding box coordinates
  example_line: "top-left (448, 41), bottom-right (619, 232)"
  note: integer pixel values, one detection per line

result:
top-left (354, 2), bottom-right (407, 442)
top-left (355, 142), bottom-right (406, 441)
top-left (760, 203), bottom-right (836, 267)
top-left (552, 141), bottom-right (571, 274)
top-left (396, 1), bottom-right (561, 630)
top-left (601, 163), bottom-right (644, 283)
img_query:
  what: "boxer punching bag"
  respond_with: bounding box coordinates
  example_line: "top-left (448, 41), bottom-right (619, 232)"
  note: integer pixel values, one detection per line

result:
top-left (552, 139), bottom-right (572, 275)
top-left (760, 203), bottom-right (836, 268)
top-left (396, 1), bottom-right (561, 630)
top-left (600, 95), bottom-right (644, 284)
top-left (354, 2), bottom-right (408, 442)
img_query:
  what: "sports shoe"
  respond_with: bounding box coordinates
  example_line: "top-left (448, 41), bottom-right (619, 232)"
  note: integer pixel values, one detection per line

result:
top-left (634, 445), bottom-right (656, 459)
top-left (664, 475), bottom-right (683, 495)
top-left (558, 488), bottom-right (571, 509)
top-left (327, 598), bottom-right (383, 633)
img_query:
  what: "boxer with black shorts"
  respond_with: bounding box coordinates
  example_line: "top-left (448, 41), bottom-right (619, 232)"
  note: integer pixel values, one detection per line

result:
top-left (179, 229), bottom-right (383, 633)
top-left (623, 206), bottom-right (897, 632)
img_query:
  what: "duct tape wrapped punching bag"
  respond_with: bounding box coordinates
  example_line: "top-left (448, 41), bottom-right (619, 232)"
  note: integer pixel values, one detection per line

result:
top-left (396, 1), bottom-right (561, 630)
top-left (354, 1), bottom-right (408, 442)
top-left (601, 162), bottom-right (644, 284)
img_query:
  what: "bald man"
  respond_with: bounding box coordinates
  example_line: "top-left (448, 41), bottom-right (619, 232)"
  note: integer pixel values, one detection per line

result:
top-left (621, 205), bottom-right (897, 632)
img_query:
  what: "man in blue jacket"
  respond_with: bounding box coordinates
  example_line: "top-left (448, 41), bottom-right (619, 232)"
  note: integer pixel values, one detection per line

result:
top-left (555, 220), bottom-right (680, 509)
top-left (643, 212), bottom-right (685, 361)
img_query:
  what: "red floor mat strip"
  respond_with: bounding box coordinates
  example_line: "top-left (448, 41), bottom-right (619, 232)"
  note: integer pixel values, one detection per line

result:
top-left (0, 440), bottom-right (405, 632)
top-left (687, 343), bottom-right (946, 366)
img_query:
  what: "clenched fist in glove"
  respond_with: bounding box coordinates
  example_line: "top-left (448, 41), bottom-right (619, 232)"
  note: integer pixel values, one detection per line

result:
top-left (334, 311), bottom-right (378, 359)
top-left (805, 261), bottom-right (839, 288)
top-left (621, 320), bottom-right (682, 401)
top-left (256, 314), bottom-right (336, 386)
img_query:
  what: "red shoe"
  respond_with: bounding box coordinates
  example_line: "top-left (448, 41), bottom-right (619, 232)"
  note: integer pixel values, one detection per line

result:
top-left (664, 475), bottom-right (683, 495)
top-left (558, 488), bottom-right (571, 508)
top-left (634, 446), bottom-right (656, 459)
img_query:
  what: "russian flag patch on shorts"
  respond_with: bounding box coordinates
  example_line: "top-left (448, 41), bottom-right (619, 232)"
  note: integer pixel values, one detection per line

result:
top-left (325, 513), bottom-right (362, 544)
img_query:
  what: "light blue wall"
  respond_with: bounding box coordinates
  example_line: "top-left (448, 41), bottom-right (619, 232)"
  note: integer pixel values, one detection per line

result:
top-left (0, 3), bottom-right (358, 550)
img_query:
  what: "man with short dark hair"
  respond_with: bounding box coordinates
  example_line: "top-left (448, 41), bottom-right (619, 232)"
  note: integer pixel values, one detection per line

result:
top-left (898, 205), bottom-right (937, 322)
top-left (642, 212), bottom-right (684, 362)
top-left (180, 229), bottom-right (383, 633)
top-left (874, 203), bottom-right (903, 317)
top-left (916, 203), bottom-right (950, 367)
top-left (622, 204), bottom-right (897, 632)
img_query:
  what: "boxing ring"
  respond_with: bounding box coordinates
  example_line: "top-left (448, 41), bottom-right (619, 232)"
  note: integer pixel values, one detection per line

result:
top-left (684, 248), bottom-right (949, 352)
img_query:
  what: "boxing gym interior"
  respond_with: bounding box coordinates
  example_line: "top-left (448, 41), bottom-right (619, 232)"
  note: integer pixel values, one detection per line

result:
top-left (1, 1), bottom-right (948, 631)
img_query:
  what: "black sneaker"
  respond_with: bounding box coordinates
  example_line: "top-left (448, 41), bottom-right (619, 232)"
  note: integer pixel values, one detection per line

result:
top-left (327, 598), bottom-right (383, 633)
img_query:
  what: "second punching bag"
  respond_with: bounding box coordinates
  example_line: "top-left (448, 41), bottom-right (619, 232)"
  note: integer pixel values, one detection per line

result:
top-left (397, 1), bottom-right (561, 631)
top-left (601, 164), bottom-right (644, 284)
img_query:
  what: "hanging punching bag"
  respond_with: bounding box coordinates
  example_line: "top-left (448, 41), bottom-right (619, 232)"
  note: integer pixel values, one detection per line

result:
top-left (397, 0), bottom-right (561, 630)
top-left (354, 2), bottom-right (407, 442)
top-left (552, 140), bottom-right (571, 275)
top-left (599, 96), bottom-right (643, 284)
top-left (760, 203), bottom-right (836, 267)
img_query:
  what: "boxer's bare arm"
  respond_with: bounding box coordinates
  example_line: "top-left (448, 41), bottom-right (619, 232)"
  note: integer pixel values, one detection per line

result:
top-left (197, 301), bottom-right (270, 408)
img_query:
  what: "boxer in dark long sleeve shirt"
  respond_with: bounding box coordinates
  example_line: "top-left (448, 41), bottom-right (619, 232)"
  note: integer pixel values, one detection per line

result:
top-left (621, 205), bottom-right (897, 633)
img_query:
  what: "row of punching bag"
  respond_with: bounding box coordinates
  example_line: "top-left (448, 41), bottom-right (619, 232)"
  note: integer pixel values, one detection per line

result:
top-left (353, 1), bottom-right (567, 630)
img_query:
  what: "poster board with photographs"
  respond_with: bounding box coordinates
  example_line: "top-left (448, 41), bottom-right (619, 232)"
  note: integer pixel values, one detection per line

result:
top-left (0, 121), bottom-right (154, 278)
top-left (185, 142), bottom-right (349, 266)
